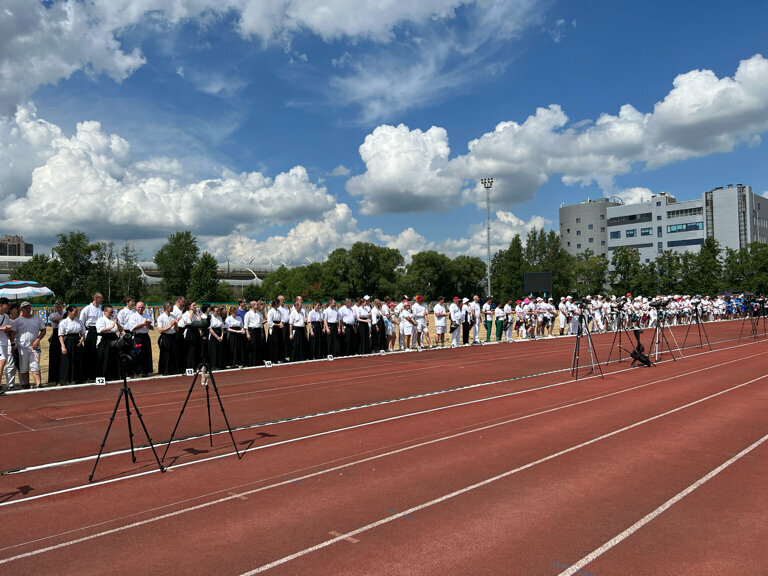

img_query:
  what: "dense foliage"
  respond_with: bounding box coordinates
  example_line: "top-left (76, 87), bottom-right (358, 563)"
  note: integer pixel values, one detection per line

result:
top-left (10, 228), bottom-right (767, 305)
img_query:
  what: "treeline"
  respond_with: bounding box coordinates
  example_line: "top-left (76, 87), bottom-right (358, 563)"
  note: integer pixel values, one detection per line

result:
top-left (12, 229), bottom-right (768, 305)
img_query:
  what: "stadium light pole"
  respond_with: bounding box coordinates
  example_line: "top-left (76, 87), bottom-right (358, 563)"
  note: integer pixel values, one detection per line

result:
top-left (481, 177), bottom-right (493, 298)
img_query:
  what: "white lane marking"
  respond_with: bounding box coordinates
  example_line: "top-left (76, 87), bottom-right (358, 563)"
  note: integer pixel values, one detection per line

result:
top-left (240, 373), bottom-right (768, 575)
top-left (0, 414), bottom-right (36, 432)
top-left (557, 431), bottom-right (768, 576)
top-left (1, 370), bottom-right (764, 568)
top-left (5, 347), bottom-right (760, 490)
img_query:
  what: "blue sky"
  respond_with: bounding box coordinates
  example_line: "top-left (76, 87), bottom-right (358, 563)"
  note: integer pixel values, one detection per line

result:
top-left (1, 0), bottom-right (767, 266)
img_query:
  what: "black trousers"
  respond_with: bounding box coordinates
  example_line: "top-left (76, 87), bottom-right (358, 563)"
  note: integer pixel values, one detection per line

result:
top-left (248, 327), bottom-right (264, 366)
top-left (326, 324), bottom-right (340, 357)
top-left (97, 332), bottom-right (120, 381)
top-left (341, 324), bottom-right (355, 356)
top-left (133, 332), bottom-right (152, 375)
top-left (309, 322), bottom-right (323, 359)
top-left (59, 334), bottom-right (82, 384)
top-left (291, 327), bottom-right (306, 362)
top-left (462, 321), bottom-right (471, 345)
top-left (358, 322), bottom-right (370, 354)
top-left (83, 327), bottom-right (98, 381)
top-left (158, 333), bottom-right (179, 375)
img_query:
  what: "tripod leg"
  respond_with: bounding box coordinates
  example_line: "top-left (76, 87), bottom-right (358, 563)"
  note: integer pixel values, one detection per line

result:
top-left (126, 388), bottom-right (165, 473)
top-left (583, 322), bottom-right (604, 379)
top-left (206, 383), bottom-right (213, 448)
top-left (161, 372), bottom-right (199, 462)
top-left (89, 388), bottom-right (126, 483)
top-left (208, 371), bottom-right (241, 459)
top-left (123, 386), bottom-right (137, 463)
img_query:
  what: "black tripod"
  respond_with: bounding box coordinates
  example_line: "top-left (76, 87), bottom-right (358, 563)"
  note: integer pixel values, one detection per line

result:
top-left (682, 305), bottom-right (711, 351)
top-left (648, 310), bottom-right (678, 362)
top-left (571, 308), bottom-right (604, 380)
top-left (607, 310), bottom-right (632, 363)
top-left (161, 362), bottom-right (241, 464)
top-left (89, 355), bottom-right (165, 483)
top-left (738, 301), bottom-right (767, 342)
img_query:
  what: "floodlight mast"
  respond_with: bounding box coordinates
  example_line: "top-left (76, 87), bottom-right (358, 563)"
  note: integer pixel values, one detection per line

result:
top-left (481, 177), bottom-right (493, 298)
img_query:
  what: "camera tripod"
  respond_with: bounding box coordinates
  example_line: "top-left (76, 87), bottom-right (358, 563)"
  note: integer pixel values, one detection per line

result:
top-left (682, 306), bottom-right (711, 351)
top-left (647, 310), bottom-right (679, 362)
top-left (161, 362), bottom-right (241, 465)
top-left (738, 302), bottom-right (767, 342)
top-left (89, 354), bottom-right (165, 483)
top-left (571, 308), bottom-right (604, 380)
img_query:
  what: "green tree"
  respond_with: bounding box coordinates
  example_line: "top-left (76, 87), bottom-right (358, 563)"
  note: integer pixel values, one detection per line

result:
top-left (401, 251), bottom-right (453, 301)
top-left (322, 248), bottom-right (353, 298)
top-left (10, 254), bottom-right (70, 303)
top-left (188, 252), bottom-right (220, 302)
top-left (346, 242), bottom-right (403, 297)
top-left (573, 250), bottom-right (608, 296)
top-left (693, 237), bottom-right (722, 294)
top-left (243, 283), bottom-right (264, 301)
top-left (54, 231), bottom-right (100, 302)
top-left (490, 234), bottom-right (526, 300)
top-left (114, 242), bottom-right (145, 302)
top-left (449, 255), bottom-right (486, 297)
top-left (154, 231), bottom-right (199, 299)
top-left (609, 246), bottom-right (642, 295)
top-left (654, 250), bottom-right (683, 295)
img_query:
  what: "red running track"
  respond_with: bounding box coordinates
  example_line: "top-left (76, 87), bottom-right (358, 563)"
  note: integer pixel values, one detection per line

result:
top-left (0, 321), bottom-right (766, 574)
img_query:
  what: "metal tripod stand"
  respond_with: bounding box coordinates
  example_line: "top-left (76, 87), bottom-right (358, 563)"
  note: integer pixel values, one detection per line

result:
top-left (89, 355), bottom-right (165, 483)
top-left (161, 362), bottom-right (241, 465)
top-left (571, 308), bottom-right (604, 380)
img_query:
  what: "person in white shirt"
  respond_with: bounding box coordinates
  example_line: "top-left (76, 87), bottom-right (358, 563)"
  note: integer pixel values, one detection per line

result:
top-left (225, 305), bottom-right (247, 367)
top-left (323, 299), bottom-right (341, 357)
top-left (206, 305), bottom-right (225, 369)
top-left (0, 297), bottom-right (13, 393)
top-left (356, 296), bottom-right (372, 354)
top-left (267, 300), bottom-right (285, 364)
top-left (11, 302), bottom-right (46, 389)
top-left (58, 305), bottom-right (86, 384)
top-left (448, 297), bottom-right (463, 347)
top-left (117, 296), bottom-right (135, 328)
top-left (461, 297), bottom-right (473, 345)
top-left (433, 296), bottom-right (448, 347)
top-left (125, 301), bottom-right (154, 376)
top-left (278, 295), bottom-right (292, 361)
top-left (308, 301), bottom-right (324, 359)
top-left (471, 295), bottom-right (482, 343)
top-left (482, 298), bottom-right (494, 342)
top-left (79, 292), bottom-right (103, 381)
top-left (244, 300), bottom-right (265, 366)
top-left (96, 303), bottom-right (121, 381)
top-left (493, 301), bottom-right (505, 342)
top-left (411, 296), bottom-right (429, 350)
top-left (289, 298), bottom-right (307, 362)
top-left (157, 302), bottom-right (179, 375)
top-left (503, 299), bottom-right (514, 342)
top-left (401, 301), bottom-right (415, 349)
top-left (370, 299), bottom-right (382, 353)
top-left (394, 297), bottom-right (407, 350)
top-left (46, 301), bottom-right (65, 385)
top-left (338, 298), bottom-right (357, 356)
top-left (382, 297), bottom-right (396, 351)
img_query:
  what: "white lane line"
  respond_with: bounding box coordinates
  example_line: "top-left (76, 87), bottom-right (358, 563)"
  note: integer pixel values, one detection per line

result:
top-left (240, 373), bottom-right (768, 575)
top-left (556, 431), bottom-right (768, 576)
top-left (1, 370), bottom-right (764, 568)
top-left (0, 414), bottom-right (36, 432)
top-left (4, 347), bottom-right (758, 494)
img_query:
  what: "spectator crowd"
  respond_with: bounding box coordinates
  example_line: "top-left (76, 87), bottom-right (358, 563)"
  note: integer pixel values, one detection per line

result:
top-left (0, 290), bottom-right (761, 393)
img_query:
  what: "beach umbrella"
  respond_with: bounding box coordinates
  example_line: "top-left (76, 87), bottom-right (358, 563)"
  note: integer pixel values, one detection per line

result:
top-left (0, 280), bottom-right (54, 300)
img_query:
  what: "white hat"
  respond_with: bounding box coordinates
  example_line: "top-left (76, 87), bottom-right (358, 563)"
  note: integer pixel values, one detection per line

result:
top-left (364, 295), bottom-right (370, 300)
top-left (462, 297), bottom-right (470, 303)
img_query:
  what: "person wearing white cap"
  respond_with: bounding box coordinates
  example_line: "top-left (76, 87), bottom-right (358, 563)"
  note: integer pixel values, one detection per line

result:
top-left (566, 295), bottom-right (579, 335)
top-left (12, 302), bottom-right (47, 389)
top-left (461, 297), bottom-right (473, 345)
top-left (433, 296), bottom-right (448, 348)
top-left (558, 296), bottom-right (568, 336)
top-left (401, 301), bottom-right (416, 350)
top-left (503, 298), bottom-right (514, 342)
top-left (471, 295), bottom-right (482, 343)
top-left (394, 297), bottom-right (407, 350)
top-left (411, 295), bottom-right (429, 350)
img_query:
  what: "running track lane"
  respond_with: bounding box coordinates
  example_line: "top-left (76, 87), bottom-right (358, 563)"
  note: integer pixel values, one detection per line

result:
top-left (0, 321), bottom-right (743, 471)
top-left (0, 342), bottom-right (765, 574)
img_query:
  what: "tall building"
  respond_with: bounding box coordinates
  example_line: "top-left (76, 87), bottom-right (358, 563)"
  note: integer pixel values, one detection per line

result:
top-left (0, 235), bottom-right (33, 257)
top-left (558, 197), bottom-right (621, 258)
top-left (560, 184), bottom-right (768, 264)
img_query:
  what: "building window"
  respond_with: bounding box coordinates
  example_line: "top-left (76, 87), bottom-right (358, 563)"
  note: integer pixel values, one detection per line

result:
top-left (667, 222), bottom-right (704, 233)
top-left (625, 229), bottom-right (636, 238)
top-left (645, 258), bottom-right (650, 263)
top-left (610, 231), bottom-right (621, 239)
top-left (641, 227), bottom-right (652, 236)
top-left (657, 215), bottom-right (662, 220)
top-left (667, 207), bottom-right (703, 219)
top-left (667, 238), bottom-right (705, 248)
top-left (576, 230), bottom-right (581, 236)
top-left (607, 213), bottom-right (652, 226)
top-left (567, 242), bottom-right (571, 247)
top-left (600, 214), bottom-right (605, 220)
top-left (658, 242), bottom-right (663, 253)
top-left (576, 217), bottom-right (581, 223)
top-left (601, 227), bottom-right (605, 232)
top-left (601, 240), bottom-right (605, 246)
top-left (577, 243), bottom-right (581, 249)
top-left (657, 226), bottom-right (662, 237)
top-left (588, 224), bottom-right (593, 230)
top-left (566, 228), bottom-right (570, 233)
top-left (589, 237), bottom-right (594, 243)
top-left (656, 201), bottom-right (661, 207)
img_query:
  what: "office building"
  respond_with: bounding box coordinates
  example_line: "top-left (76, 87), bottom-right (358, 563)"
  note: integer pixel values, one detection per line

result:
top-left (558, 197), bottom-right (621, 258)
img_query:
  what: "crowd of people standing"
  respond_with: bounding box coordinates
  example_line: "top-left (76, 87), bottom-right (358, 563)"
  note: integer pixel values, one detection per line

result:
top-left (0, 289), bottom-right (761, 393)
